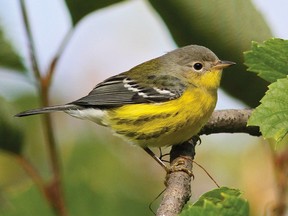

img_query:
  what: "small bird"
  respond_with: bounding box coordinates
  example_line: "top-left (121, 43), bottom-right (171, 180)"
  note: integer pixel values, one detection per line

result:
top-left (16, 45), bottom-right (235, 170)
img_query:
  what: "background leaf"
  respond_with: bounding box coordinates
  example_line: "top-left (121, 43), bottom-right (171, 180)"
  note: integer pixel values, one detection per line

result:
top-left (0, 187), bottom-right (54, 216)
top-left (244, 38), bottom-right (288, 83)
top-left (1, 134), bottom-right (162, 216)
top-left (248, 77), bottom-right (288, 142)
top-left (180, 187), bottom-right (249, 216)
top-left (65, 0), bottom-right (124, 25)
top-left (148, 0), bottom-right (272, 107)
top-left (0, 26), bottom-right (26, 72)
top-left (0, 97), bottom-right (24, 155)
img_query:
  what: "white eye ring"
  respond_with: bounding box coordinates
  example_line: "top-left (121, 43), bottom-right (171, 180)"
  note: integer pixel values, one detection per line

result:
top-left (193, 62), bottom-right (203, 71)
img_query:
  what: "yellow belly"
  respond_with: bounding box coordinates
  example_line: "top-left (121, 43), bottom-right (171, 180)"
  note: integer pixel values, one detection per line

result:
top-left (106, 87), bottom-right (217, 147)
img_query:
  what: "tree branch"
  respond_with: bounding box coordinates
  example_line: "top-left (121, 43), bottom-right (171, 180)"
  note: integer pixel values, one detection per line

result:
top-left (200, 109), bottom-right (261, 136)
top-left (156, 140), bottom-right (195, 216)
top-left (157, 109), bottom-right (261, 216)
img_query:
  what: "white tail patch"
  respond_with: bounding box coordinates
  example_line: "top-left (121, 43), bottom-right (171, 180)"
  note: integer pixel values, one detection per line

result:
top-left (65, 108), bottom-right (108, 126)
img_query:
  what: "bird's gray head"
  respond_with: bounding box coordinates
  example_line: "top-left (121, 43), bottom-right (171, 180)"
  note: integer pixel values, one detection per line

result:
top-left (165, 45), bottom-right (219, 69)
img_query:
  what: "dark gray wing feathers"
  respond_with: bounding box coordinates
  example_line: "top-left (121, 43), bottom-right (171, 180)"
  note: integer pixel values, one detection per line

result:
top-left (72, 74), bottom-right (185, 108)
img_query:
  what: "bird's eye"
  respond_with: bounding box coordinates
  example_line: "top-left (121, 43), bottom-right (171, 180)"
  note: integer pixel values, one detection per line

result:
top-left (193, 62), bottom-right (203, 71)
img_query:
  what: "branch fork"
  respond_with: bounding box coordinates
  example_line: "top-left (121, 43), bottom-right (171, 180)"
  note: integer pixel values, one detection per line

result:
top-left (156, 109), bottom-right (261, 216)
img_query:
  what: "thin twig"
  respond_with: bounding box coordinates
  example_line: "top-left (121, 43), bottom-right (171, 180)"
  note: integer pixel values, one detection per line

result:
top-left (14, 154), bottom-right (46, 196)
top-left (40, 89), bottom-right (67, 216)
top-left (15, 154), bottom-right (67, 214)
top-left (40, 28), bottom-right (74, 216)
top-left (19, 0), bottom-right (41, 80)
top-left (193, 161), bottom-right (220, 188)
top-left (45, 28), bottom-right (73, 86)
top-left (19, 1), bottom-right (67, 215)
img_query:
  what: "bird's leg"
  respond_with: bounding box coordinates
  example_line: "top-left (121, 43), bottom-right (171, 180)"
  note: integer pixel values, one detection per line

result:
top-left (168, 156), bottom-right (194, 178)
top-left (142, 147), bottom-right (169, 172)
top-left (167, 138), bottom-right (198, 178)
top-left (143, 141), bottom-right (196, 178)
top-left (191, 135), bottom-right (201, 145)
top-left (158, 147), bottom-right (170, 163)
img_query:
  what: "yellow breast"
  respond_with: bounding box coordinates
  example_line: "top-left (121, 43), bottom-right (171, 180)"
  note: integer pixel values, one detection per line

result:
top-left (106, 87), bottom-right (217, 147)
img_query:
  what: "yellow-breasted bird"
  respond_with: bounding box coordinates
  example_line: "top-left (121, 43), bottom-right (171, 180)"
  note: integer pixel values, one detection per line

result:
top-left (16, 45), bottom-right (235, 170)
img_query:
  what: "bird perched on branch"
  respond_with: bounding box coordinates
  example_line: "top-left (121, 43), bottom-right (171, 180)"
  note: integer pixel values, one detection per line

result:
top-left (16, 45), bottom-right (235, 171)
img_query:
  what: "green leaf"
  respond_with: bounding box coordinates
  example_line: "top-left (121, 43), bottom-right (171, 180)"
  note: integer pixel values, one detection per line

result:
top-left (65, 0), bottom-right (124, 25)
top-left (180, 187), bottom-right (249, 216)
top-left (0, 26), bottom-right (26, 72)
top-left (244, 38), bottom-right (288, 83)
top-left (248, 77), bottom-right (288, 142)
top-left (64, 137), bottom-right (158, 216)
top-left (0, 98), bottom-right (24, 154)
top-left (0, 186), bottom-right (54, 216)
top-left (148, 0), bottom-right (272, 107)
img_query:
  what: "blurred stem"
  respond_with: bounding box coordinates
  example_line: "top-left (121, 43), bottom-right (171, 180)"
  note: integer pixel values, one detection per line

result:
top-left (19, 0), bottom-right (41, 80)
top-left (40, 81), bottom-right (67, 216)
top-left (14, 154), bottom-right (46, 197)
top-left (46, 29), bottom-right (73, 82)
top-left (269, 145), bottom-right (288, 216)
top-left (19, 1), bottom-right (67, 215)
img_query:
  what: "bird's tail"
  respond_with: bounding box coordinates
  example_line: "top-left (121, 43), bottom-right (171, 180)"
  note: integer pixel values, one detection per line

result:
top-left (15, 104), bottom-right (79, 117)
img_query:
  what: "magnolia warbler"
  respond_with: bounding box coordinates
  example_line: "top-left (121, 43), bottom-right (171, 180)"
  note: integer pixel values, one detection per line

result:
top-left (16, 45), bottom-right (235, 170)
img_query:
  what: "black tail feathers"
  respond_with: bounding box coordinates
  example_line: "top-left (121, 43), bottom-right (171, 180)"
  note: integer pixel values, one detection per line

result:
top-left (15, 104), bottom-right (78, 117)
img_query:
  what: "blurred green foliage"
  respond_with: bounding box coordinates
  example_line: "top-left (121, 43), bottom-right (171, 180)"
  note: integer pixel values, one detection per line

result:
top-left (0, 97), bottom-right (23, 155)
top-left (64, 137), bottom-right (161, 216)
top-left (0, 186), bottom-right (54, 216)
top-left (0, 26), bottom-right (26, 72)
top-left (0, 95), bottom-right (162, 216)
top-left (65, 0), bottom-right (124, 25)
top-left (0, 130), bottom-right (163, 216)
top-left (148, 0), bottom-right (272, 107)
top-left (0, 0), bottom-right (281, 215)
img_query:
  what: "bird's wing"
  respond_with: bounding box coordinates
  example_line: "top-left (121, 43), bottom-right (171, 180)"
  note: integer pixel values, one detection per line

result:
top-left (71, 74), bottom-right (186, 108)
